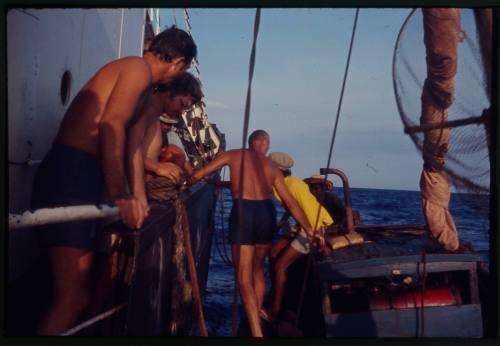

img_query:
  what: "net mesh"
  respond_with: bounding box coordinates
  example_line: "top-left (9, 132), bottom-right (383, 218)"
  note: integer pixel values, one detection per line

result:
top-left (393, 8), bottom-right (491, 195)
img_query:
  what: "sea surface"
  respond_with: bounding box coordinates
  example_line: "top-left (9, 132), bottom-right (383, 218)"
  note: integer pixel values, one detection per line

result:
top-left (202, 187), bottom-right (491, 336)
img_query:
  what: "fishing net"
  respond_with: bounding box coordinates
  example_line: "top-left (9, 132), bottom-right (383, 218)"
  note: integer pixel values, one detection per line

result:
top-left (393, 8), bottom-right (491, 196)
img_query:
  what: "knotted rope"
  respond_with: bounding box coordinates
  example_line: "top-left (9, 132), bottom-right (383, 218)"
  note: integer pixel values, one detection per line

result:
top-left (146, 174), bottom-right (208, 336)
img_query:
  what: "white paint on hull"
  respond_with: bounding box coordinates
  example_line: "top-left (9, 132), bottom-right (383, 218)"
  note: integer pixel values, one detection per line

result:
top-left (7, 8), bottom-right (153, 280)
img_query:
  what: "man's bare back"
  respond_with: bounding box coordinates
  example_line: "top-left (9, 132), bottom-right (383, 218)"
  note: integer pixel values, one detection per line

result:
top-left (55, 57), bottom-right (153, 156)
top-left (32, 26), bottom-right (198, 336)
top-left (188, 129), bottom-right (313, 337)
top-left (224, 149), bottom-right (276, 200)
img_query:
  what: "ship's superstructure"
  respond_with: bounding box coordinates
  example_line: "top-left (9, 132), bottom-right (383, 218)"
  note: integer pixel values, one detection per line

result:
top-left (7, 7), bottom-right (160, 282)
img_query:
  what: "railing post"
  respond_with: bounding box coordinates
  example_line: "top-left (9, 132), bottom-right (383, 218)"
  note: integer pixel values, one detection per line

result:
top-left (319, 168), bottom-right (355, 234)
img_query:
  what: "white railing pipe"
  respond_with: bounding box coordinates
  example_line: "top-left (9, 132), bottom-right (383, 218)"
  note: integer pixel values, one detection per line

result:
top-left (9, 204), bottom-right (119, 230)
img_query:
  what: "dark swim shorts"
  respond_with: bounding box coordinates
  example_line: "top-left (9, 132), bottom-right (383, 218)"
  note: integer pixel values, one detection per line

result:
top-left (31, 143), bottom-right (105, 250)
top-left (229, 199), bottom-right (277, 245)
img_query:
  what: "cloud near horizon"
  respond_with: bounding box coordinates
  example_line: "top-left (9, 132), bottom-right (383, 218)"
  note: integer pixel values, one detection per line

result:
top-left (205, 99), bottom-right (230, 110)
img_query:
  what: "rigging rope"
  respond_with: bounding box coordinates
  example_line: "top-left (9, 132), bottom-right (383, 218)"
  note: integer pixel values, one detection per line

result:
top-left (60, 303), bottom-right (128, 336)
top-left (171, 9), bottom-right (178, 27)
top-left (214, 187), bottom-right (233, 265)
top-left (294, 8), bottom-right (360, 329)
top-left (183, 8), bottom-right (202, 82)
top-left (419, 249), bottom-right (427, 337)
top-left (232, 8), bottom-right (262, 337)
top-left (215, 167), bottom-right (233, 266)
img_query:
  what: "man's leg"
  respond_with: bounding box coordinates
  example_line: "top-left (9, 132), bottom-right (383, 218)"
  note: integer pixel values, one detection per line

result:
top-left (82, 250), bottom-right (120, 334)
top-left (253, 244), bottom-right (270, 311)
top-left (37, 247), bottom-right (93, 335)
top-left (232, 244), bottom-right (263, 337)
top-left (269, 238), bottom-right (290, 264)
top-left (270, 246), bottom-right (304, 320)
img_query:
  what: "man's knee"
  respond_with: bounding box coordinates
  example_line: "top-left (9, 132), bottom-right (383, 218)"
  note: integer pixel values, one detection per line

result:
top-left (269, 246), bottom-right (280, 262)
top-left (237, 271), bottom-right (253, 289)
top-left (237, 262), bottom-right (256, 290)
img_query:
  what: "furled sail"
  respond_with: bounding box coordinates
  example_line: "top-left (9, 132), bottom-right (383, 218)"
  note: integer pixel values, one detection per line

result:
top-left (420, 8), bottom-right (461, 251)
top-left (393, 8), bottom-right (492, 251)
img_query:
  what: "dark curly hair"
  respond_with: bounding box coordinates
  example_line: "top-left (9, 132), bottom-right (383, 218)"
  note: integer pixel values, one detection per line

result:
top-left (157, 72), bottom-right (203, 104)
top-left (148, 26), bottom-right (197, 65)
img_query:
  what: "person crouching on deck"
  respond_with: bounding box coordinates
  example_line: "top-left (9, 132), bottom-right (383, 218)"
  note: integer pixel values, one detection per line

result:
top-left (260, 152), bottom-right (334, 323)
top-left (127, 72), bottom-right (202, 204)
top-left (188, 130), bottom-right (314, 337)
top-left (31, 26), bottom-right (197, 336)
top-left (303, 175), bottom-right (346, 228)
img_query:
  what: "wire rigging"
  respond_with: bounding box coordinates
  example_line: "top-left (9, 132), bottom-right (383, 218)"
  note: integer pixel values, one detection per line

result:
top-left (295, 8), bottom-right (360, 329)
top-left (232, 8), bottom-right (262, 337)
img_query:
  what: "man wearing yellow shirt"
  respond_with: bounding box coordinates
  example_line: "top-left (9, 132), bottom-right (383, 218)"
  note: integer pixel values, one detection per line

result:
top-left (261, 152), bottom-right (334, 322)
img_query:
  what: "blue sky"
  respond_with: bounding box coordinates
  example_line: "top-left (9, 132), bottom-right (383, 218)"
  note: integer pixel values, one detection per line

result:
top-left (161, 8), bottom-right (424, 191)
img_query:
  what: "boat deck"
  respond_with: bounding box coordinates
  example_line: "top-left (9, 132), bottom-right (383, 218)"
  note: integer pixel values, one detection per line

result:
top-left (314, 224), bottom-right (484, 337)
top-left (319, 224), bottom-right (480, 265)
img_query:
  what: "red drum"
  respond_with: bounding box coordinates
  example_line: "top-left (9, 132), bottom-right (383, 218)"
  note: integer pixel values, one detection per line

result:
top-left (369, 287), bottom-right (461, 310)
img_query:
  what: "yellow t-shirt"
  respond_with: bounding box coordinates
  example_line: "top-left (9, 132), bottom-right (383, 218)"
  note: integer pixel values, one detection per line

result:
top-left (273, 175), bottom-right (334, 231)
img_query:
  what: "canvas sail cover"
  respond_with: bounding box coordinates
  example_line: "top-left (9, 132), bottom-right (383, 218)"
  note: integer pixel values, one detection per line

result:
top-left (393, 8), bottom-right (492, 251)
top-left (420, 8), bottom-right (461, 251)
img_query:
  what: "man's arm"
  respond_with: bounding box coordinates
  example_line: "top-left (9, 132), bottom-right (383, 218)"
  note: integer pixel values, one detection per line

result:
top-left (98, 59), bottom-right (151, 228)
top-left (189, 151), bottom-right (231, 184)
top-left (183, 160), bottom-right (193, 176)
top-left (273, 171), bottom-right (313, 239)
top-left (142, 120), bottom-right (182, 182)
top-left (126, 112), bottom-right (151, 213)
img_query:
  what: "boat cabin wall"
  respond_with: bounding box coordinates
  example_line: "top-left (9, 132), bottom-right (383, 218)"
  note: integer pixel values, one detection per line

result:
top-left (7, 8), bottom-right (150, 281)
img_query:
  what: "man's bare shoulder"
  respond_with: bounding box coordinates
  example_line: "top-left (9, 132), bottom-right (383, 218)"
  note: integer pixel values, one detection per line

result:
top-left (212, 149), bottom-right (233, 161)
top-left (265, 158), bottom-right (281, 179)
top-left (104, 56), bottom-right (152, 83)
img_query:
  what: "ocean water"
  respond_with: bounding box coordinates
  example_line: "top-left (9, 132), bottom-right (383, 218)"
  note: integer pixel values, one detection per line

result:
top-left (202, 187), bottom-right (491, 336)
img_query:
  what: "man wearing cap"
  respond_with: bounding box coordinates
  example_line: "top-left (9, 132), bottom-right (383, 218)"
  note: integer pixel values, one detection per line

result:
top-left (188, 129), bottom-right (313, 337)
top-left (262, 151), bottom-right (334, 323)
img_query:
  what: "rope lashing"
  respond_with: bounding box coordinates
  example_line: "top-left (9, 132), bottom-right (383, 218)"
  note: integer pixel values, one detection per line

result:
top-left (145, 174), bottom-right (208, 336)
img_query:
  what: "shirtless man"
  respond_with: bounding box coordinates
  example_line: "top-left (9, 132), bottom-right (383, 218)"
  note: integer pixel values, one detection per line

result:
top-left (127, 72), bottom-right (202, 203)
top-left (189, 129), bottom-right (313, 337)
top-left (31, 26), bottom-right (196, 335)
top-left (158, 113), bottom-right (193, 176)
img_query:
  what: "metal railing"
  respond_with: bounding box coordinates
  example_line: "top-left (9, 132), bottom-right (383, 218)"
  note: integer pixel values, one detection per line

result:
top-left (9, 204), bottom-right (119, 230)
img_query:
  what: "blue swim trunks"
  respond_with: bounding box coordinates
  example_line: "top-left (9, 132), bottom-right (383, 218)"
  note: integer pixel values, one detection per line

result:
top-left (31, 144), bottom-right (105, 250)
top-left (229, 199), bottom-right (277, 245)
